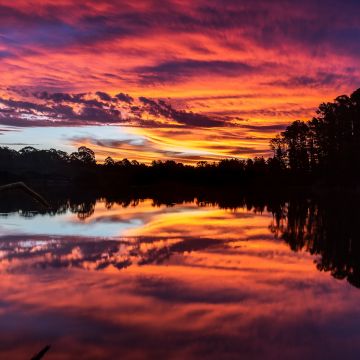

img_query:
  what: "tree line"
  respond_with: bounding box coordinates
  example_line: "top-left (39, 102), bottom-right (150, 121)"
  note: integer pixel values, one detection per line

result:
top-left (1, 88), bottom-right (359, 190)
top-left (270, 88), bottom-right (360, 180)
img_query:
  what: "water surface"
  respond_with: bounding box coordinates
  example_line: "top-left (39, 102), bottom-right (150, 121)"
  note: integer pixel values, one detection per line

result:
top-left (0, 197), bottom-right (360, 359)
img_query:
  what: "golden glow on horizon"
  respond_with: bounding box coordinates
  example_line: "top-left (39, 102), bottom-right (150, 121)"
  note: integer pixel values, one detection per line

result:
top-left (73, 126), bottom-right (275, 164)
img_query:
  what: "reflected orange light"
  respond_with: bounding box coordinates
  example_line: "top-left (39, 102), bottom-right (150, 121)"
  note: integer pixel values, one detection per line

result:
top-left (1, 199), bottom-right (360, 358)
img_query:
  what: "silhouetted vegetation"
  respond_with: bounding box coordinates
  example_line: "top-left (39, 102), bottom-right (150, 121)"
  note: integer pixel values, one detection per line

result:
top-left (270, 88), bottom-right (360, 185)
top-left (270, 194), bottom-right (360, 288)
top-left (1, 89), bottom-right (359, 192)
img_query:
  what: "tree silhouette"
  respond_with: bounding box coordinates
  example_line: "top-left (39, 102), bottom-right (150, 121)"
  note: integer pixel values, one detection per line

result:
top-left (270, 88), bottom-right (360, 182)
top-left (71, 146), bottom-right (96, 165)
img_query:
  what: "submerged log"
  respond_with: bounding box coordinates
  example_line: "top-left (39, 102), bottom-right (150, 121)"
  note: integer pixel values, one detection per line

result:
top-left (0, 182), bottom-right (50, 208)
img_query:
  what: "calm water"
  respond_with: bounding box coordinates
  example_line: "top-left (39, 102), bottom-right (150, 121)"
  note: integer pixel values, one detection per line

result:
top-left (0, 197), bottom-right (360, 359)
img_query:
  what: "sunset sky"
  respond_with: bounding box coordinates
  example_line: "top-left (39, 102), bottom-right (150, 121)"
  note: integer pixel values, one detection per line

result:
top-left (1, 0), bottom-right (359, 163)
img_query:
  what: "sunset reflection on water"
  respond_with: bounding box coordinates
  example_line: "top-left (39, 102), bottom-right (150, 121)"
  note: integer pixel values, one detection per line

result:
top-left (1, 199), bottom-right (360, 359)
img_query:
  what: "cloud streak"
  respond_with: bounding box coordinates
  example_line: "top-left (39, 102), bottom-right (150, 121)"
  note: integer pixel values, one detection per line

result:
top-left (136, 59), bottom-right (260, 84)
top-left (1, 0), bottom-right (360, 161)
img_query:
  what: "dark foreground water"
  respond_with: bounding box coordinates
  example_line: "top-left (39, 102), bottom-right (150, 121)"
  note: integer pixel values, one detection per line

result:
top-left (0, 195), bottom-right (360, 359)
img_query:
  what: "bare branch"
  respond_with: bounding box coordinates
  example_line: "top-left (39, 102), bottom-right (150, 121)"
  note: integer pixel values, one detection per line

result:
top-left (0, 182), bottom-right (50, 208)
top-left (30, 345), bottom-right (51, 360)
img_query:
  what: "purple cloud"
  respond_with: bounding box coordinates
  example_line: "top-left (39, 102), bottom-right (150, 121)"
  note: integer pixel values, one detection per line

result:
top-left (136, 60), bottom-right (258, 84)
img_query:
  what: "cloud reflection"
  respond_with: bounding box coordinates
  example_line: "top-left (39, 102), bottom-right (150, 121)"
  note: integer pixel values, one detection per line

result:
top-left (1, 198), bottom-right (360, 358)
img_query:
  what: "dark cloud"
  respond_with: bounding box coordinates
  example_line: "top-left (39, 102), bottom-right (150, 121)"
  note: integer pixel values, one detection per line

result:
top-left (95, 91), bottom-right (112, 101)
top-left (115, 93), bottom-right (134, 104)
top-left (102, 73), bottom-right (124, 79)
top-left (0, 98), bottom-right (53, 113)
top-left (266, 72), bottom-right (360, 89)
top-left (35, 91), bottom-right (74, 102)
top-left (83, 138), bottom-right (145, 149)
top-left (139, 97), bottom-right (223, 127)
top-left (34, 91), bottom-right (104, 108)
top-left (0, 5), bottom-right (137, 50)
top-left (0, 94), bottom-right (123, 127)
top-left (240, 124), bottom-right (287, 133)
top-left (182, 94), bottom-right (261, 101)
top-left (79, 106), bottom-right (121, 122)
top-left (136, 59), bottom-right (257, 84)
top-left (0, 91), bottom-right (228, 128)
top-left (1, 88), bottom-right (309, 129)
top-left (188, 1), bottom-right (360, 56)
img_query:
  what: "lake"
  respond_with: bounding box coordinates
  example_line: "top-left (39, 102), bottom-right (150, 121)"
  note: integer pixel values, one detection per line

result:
top-left (0, 195), bottom-right (360, 359)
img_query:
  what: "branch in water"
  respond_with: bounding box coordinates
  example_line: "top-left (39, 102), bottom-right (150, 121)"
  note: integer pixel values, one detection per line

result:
top-left (0, 182), bottom-right (50, 208)
top-left (30, 345), bottom-right (51, 360)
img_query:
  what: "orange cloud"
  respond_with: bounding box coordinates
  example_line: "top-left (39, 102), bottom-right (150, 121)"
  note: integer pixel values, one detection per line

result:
top-left (1, 0), bottom-right (360, 161)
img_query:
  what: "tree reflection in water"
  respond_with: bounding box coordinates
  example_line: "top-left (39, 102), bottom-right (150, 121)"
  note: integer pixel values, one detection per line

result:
top-left (1, 192), bottom-right (359, 288)
top-left (270, 195), bottom-right (360, 288)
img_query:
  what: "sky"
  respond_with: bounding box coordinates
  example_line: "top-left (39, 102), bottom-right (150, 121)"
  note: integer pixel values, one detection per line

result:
top-left (0, 0), bottom-right (360, 163)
